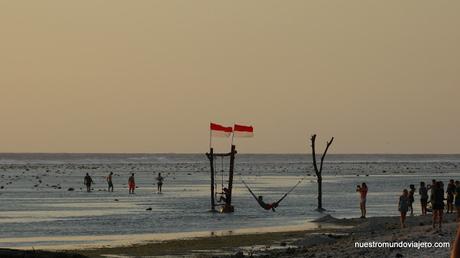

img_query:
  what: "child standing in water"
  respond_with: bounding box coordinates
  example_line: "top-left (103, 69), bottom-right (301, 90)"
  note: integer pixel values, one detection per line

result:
top-left (399, 189), bottom-right (410, 228)
top-left (356, 183), bottom-right (368, 219)
top-left (128, 173), bottom-right (135, 194)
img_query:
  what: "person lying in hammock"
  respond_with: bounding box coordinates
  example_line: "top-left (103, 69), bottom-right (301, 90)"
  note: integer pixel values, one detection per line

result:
top-left (257, 195), bottom-right (279, 212)
top-left (242, 180), bottom-right (287, 212)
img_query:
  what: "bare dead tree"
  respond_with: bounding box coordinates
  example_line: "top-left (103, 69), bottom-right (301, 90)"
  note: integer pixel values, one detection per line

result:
top-left (310, 134), bottom-right (334, 212)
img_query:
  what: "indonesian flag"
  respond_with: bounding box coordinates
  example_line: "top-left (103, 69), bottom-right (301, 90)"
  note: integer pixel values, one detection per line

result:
top-left (210, 123), bottom-right (233, 137)
top-left (233, 124), bottom-right (254, 137)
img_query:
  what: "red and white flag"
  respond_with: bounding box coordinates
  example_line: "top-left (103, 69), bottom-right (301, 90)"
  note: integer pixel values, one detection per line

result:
top-left (210, 123), bottom-right (233, 137)
top-left (233, 124), bottom-right (254, 137)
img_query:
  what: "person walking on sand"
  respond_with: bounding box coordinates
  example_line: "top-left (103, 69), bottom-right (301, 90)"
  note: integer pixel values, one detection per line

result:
top-left (446, 179), bottom-right (455, 214)
top-left (408, 184), bottom-right (416, 216)
top-left (156, 172), bottom-right (164, 194)
top-left (106, 172), bottom-right (114, 192)
top-left (84, 173), bottom-right (93, 192)
top-left (455, 181), bottom-right (460, 221)
top-left (419, 182), bottom-right (428, 215)
top-left (432, 181), bottom-right (445, 230)
top-left (356, 183), bottom-right (368, 218)
top-left (128, 173), bottom-right (136, 194)
top-left (399, 189), bottom-right (410, 228)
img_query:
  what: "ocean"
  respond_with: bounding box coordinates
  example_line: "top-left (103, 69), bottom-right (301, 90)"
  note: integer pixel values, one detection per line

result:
top-left (0, 153), bottom-right (459, 249)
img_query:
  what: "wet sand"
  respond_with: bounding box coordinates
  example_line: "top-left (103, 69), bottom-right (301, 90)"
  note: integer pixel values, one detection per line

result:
top-left (72, 214), bottom-right (457, 258)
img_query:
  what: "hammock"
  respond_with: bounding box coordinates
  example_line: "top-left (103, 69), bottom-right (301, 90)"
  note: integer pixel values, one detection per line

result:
top-left (241, 177), bottom-right (305, 212)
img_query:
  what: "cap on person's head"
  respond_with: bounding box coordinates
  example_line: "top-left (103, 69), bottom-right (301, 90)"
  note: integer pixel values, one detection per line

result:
top-left (86, 173), bottom-right (89, 175)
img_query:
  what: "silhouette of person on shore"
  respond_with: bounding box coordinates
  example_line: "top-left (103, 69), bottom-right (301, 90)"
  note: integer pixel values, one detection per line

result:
top-left (408, 184), bottom-right (415, 216)
top-left (455, 181), bottom-right (460, 221)
top-left (128, 173), bottom-right (136, 194)
top-left (432, 181), bottom-right (445, 230)
top-left (398, 189), bottom-right (410, 228)
top-left (419, 182), bottom-right (428, 215)
top-left (446, 179), bottom-right (455, 213)
top-left (84, 173), bottom-right (93, 192)
top-left (107, 172), bottom-right (114, 192)
top-left (356, 183), bottom-right (368, 218)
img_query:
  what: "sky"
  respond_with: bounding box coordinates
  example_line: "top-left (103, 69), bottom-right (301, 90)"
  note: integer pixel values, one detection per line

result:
top-left (0, 1), bottom-right (459, 154)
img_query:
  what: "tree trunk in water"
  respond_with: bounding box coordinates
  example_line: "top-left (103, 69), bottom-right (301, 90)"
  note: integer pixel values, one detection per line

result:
top-left (317, 176), bottom-right (324, 211)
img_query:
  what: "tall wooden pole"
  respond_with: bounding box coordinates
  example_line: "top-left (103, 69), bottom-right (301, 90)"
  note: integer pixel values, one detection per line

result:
top-left (227, 145), bottom-right (236, 205)
top-left (209, 148), bottom-right (215, 211)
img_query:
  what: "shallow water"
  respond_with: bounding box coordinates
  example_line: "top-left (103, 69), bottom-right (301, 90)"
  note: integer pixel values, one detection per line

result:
top-left (0, 153), bottom-right (459, 249)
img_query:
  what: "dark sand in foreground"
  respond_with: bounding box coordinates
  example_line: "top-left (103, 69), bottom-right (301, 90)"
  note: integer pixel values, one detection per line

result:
top-left (70, 213), bottom-right (457, 257)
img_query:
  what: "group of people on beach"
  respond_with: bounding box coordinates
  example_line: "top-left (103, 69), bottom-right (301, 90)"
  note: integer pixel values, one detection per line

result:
top-left (357, 179), bottom-right (460, 229)
top-left (83, 172), bottom-right (164, 194)
top-left (398, 179), bottom-right (460, 229)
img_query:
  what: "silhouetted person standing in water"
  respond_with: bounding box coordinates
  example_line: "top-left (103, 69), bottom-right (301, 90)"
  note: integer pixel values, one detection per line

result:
top-left (107, 172), bottom-right (114, 192)
top-left (356, 183), bottom-right (368, 218)
top-left (128, 173), bottom-right (135, 194)
top-left (156, 172), bottom-right (164, 194)
top-left (84, 173), bottom-right (93, 192)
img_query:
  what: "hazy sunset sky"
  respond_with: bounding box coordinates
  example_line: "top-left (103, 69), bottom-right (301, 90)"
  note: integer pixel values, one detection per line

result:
top-left (0, 1), bottom-right (459, 154)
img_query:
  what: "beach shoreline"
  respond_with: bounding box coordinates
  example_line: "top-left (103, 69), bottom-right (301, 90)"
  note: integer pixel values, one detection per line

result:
top-left (66, 213), bottom-right (456, 257)
top-left (1, 213), bottom-right (457, 257)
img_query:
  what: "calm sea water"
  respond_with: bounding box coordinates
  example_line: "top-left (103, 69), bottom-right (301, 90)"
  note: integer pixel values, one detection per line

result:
top-left (0, 153), bottom-right (459, 249)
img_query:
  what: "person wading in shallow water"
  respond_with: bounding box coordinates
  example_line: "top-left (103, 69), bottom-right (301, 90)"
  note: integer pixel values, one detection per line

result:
top-left (106, 172), bottom-right (114, 192)
top-left (128, 173), bottom-right (136, 194)
top-left (84, 173), bottom-right (93, 192)
top-left (356, 183), bottom-right (368, 218)
top-left (156, 172), bottom-right (164, 194)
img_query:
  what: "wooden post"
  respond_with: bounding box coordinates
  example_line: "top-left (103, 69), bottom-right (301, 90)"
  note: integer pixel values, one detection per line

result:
top-left (208, 148), bottom-right (216, 211)
top-left (227, 145), bottom-right (236, 205)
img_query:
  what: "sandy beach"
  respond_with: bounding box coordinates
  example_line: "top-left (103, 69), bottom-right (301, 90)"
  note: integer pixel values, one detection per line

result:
top-left (73, 213), bottom-right (457, 257)
top-left (9, 213), bottom-right (450, 257)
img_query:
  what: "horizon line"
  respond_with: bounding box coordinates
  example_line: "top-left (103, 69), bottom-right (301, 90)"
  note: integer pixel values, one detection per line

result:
top-left (0, 152), bottom-right (460, 155)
